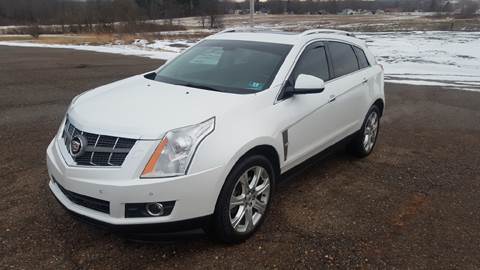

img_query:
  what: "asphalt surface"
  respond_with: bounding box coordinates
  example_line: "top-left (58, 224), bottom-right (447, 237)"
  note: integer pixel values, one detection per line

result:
top-left (1, 46), bottom-right (480, 269)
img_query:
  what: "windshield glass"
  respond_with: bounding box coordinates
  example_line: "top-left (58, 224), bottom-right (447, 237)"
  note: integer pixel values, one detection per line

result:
top-left (154, 40), bottom-right (292, 94)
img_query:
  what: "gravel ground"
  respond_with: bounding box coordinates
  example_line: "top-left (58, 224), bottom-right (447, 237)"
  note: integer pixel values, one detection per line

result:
top-left (1, 46), bottom-right (479, 269)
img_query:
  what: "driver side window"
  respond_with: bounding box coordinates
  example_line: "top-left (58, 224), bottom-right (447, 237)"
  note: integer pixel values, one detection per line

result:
top-left (293, 45), bottom-right (330, 82)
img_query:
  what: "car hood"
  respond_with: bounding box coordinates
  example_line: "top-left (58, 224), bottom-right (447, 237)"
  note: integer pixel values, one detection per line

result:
top-left (68, 75), bottom-right (253, 139)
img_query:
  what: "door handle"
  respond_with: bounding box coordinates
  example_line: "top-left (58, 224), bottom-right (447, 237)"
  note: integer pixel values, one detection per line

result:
top-left (328, 95), bottom-right (336, 103)
top-left (362, 78), bottom-right (369, 84)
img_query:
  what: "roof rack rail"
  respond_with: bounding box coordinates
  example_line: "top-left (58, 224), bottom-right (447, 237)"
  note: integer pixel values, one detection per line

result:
top-left (301, 29), bottom-right (356, 37)
top-left (217, 28), bottom-right (238, 34)
top-left (216, 27), bottom-right (285, 34)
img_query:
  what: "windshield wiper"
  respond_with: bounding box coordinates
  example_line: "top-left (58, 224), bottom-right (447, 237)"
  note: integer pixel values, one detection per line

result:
top-left (176, 82), bottom-right (223, 92)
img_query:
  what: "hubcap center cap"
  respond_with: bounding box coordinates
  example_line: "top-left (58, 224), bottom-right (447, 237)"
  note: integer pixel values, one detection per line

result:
top-left (245, 193), bottom-right (255, 206)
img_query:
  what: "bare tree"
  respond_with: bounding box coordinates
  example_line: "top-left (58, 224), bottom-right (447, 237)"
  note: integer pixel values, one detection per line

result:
top-left (198, 0), bottom-right (224, 29)
top-left (199, 15), bottom-right (208, 29)
top-left (26, 23), bottom-right (40, 38)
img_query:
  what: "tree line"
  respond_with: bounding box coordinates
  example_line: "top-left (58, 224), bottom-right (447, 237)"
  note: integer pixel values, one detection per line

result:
top-left (0, 0), bottom-right (225, 31)
top-left (0, 0), bottom-right (478, 31)
top-left (253, 0), bottom-right (479, 16)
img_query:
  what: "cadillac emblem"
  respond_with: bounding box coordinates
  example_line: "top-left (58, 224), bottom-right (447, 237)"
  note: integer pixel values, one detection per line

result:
top-left (69, 135), bottom-right (87, 157)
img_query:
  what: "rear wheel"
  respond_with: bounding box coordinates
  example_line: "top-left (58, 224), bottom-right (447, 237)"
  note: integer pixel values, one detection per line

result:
top-left (207, 155), bottom-right (274, 243)
top-left (348, 105), bottom-right (380, 157)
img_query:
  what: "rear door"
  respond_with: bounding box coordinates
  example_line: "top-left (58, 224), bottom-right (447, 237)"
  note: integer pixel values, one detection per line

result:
top-left (352, 45), bottom-right (379, 110)
top-left (324, 41), bottom-right (371, 141)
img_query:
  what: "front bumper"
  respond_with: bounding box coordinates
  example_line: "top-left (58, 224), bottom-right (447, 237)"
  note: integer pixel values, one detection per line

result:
top-left (53, 194), bottom-right (211, 233)
top-left (47, 137), bottom-right (225, 226)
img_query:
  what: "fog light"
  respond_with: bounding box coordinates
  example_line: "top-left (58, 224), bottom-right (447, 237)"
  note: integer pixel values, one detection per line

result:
top-left (145, 202), bottom-right (164, 216)
top-left (125, 201), bottom-right (175, 218)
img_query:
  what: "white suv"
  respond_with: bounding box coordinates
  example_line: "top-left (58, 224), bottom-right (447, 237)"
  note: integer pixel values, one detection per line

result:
top-left (47, 29), bottom-right (384, 243)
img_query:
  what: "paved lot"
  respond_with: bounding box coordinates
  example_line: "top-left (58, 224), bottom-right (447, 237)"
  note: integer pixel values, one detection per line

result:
top-left (1, 46), bottom-right (480, 269)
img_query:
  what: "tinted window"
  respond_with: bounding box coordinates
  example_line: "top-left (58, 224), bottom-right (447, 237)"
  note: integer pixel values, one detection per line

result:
top-left (353, 46), bottom-right (369, 69)
top-left (293, 45), bottom-right (330, 81)
top-left (328, 42), bottom-right (359, 78)
top-left (155, 40), bottom-right (292, 94)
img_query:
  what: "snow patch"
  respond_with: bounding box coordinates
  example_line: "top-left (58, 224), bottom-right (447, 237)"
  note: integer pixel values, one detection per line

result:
top-left (1, 31), bottom-right (479, 91)
top-left (385, 79), bottom-right (456, 87)
top-left (358, 31), bottom-right (480, 91)
top-left (0, 41), bottom-right (179, 60)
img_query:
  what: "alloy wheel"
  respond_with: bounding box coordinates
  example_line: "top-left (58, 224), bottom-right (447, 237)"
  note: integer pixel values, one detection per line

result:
top-left (363, 111), bottom-right (379, 153)
top-left (229, 166), bottom-right (271, 233)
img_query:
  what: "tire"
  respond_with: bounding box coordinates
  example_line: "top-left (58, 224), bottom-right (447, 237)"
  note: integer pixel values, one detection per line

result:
top-left (348, 105), bottom-right (381, 158)
top-left (206, 154), bottom-right (275, 244)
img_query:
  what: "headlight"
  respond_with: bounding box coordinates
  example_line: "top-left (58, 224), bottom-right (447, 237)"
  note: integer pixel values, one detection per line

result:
top-left (141, 117), bottom-right (215, 178)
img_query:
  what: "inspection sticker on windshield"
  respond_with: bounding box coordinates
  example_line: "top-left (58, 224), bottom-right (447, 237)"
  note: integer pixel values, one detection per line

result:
top-left (248, 81), bottom-right (264, 91)
top-left (189, 47), bottom-right (222, 65)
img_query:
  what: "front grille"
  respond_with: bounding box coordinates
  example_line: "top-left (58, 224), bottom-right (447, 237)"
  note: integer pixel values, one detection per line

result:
top-left (62, 118), bottom-right (136, 166)
top-left (55, 180), bottom-right (110, 214)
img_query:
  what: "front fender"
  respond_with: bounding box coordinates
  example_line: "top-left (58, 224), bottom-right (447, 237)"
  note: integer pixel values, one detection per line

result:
top-left (188, 126), bottom-right (283, 209)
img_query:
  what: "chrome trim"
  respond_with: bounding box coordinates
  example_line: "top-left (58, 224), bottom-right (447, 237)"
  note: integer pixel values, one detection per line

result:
top-left (61, 118), bottom-right (136, 167)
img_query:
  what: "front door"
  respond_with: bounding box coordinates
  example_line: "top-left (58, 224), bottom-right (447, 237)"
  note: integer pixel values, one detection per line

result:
top-left (276, 42), bottom-right (336, 170)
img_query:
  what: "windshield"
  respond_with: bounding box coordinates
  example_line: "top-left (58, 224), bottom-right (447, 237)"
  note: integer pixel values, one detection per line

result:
top-left (154, 40), bottom-right (292, 94)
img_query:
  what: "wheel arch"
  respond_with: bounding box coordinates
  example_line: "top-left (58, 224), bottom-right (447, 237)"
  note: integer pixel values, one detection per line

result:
top-left (223, 139), bottom-right (283, 186)
top-left (373, 98), bottom-right (385, 117)
top-left (239, 145), bottom-right (281, 179)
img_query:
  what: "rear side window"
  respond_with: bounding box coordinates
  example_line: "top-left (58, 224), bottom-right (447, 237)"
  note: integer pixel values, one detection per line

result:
top-left (353, 46), bottom-right (369, 69)
top-left (293, 45), bottom-right (330, 81)
top-left (328, 42), bottom-right (359, 78)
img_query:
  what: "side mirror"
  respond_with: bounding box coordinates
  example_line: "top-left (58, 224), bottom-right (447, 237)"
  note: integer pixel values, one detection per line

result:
top-left (294, 74), bottom-right (325, 94)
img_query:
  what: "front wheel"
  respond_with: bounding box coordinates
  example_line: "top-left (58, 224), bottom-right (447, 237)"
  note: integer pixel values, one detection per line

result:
top-left (207, 155), bottom-right (275, 243)
top-left (348, 105), bottom-right (381, 157)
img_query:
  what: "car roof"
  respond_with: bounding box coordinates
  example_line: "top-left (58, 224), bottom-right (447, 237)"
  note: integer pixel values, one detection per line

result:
top-left (206, 28), bottom-right (366, 48)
